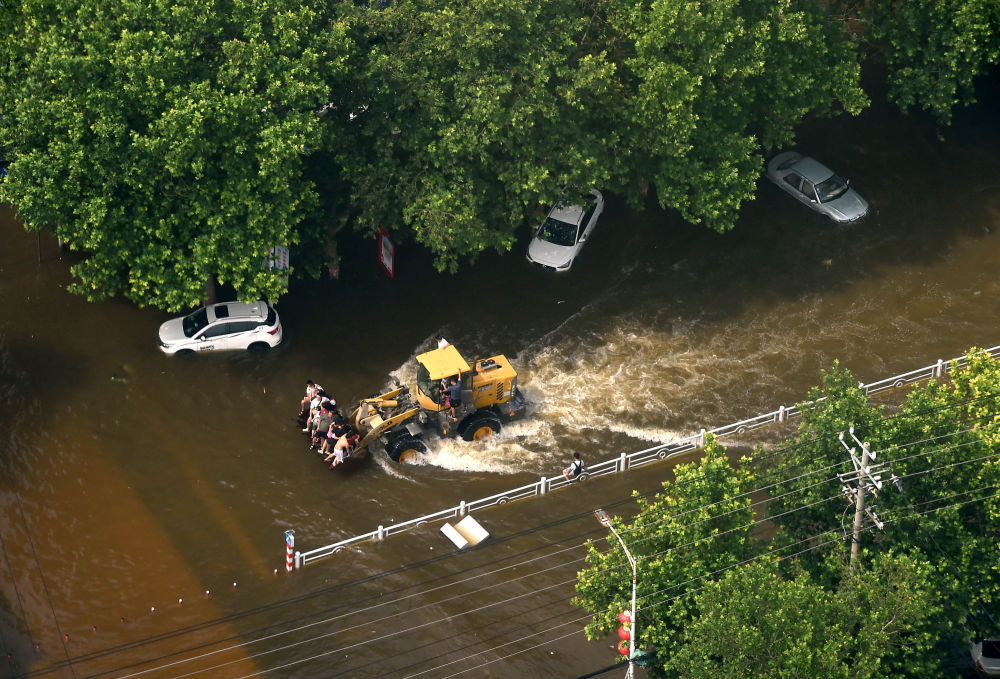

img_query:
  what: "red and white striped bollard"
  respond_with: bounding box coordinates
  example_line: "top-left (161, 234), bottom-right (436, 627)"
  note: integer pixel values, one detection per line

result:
top-left (285, 530), bottom-right (295, 573)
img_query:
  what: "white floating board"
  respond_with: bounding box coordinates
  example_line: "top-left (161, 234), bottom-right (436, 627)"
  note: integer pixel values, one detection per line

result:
top-left (440, 522), bottom-right (469, 549)
top-left (441, 515), bottom-right (489, 549)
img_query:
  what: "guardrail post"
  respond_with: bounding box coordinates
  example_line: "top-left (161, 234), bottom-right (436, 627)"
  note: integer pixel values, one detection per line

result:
top-left (778, 405), bottom-right (786, 422)
top-left (698, 428), bottom-right (706, 448)
top-left (294, 551), bottom-right (302, 570)
top-left (935, 359), bottom-right (944, 377)
top-left (539, 476), bottom-right (547, 495)
top-left (859, 381), bottom-right (867, 395)
top-left (619, 453), bottom-right (627, 472)
top-left (377, 525), bottom-right (385, 541)
top-left (459, 500), bottom-right (467, 516)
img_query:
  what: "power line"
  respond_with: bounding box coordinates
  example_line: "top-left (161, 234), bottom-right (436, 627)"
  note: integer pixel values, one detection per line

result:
top-left (95, 424), bottom-right (996, 679)
top-left (40, 517), bottom-right (614, 679)
top-left (0, 511), bottom-right (32, 674)
top-left (120, 549), bottom-right (586, 679)
top-left (123, 390), bottom-right (1000, 677)
top-left (124, 483), bottom-right (836, 679)
top-left (33, 390), bottom-right (1000, 679)
top-left (160, 469), bottom-right (926, 678)
top-left (5, 468), bottom-right (76, 678)
top-left (404, 529), bottom-right (869, 679)
top-left (413, 488), bottom-right (1000, 679)
top-left (140, 473), bottom-right (854, 678)
top-left (241, 446), bottom-right (1000, 679)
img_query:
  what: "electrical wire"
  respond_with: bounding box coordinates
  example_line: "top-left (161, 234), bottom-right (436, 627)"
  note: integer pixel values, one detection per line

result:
top-left (410, 487), bottom-right (1000, 679)
top-left (157, 475), bottom-right (903, 679)
top-left (31, 388), bottom-right (1000, 679)
top-left (51, 428), bottom-right (842, 678)
top-left (134, 472), bottom-right (853, 679)
top-left (91, 422), bottom-right (997, 679)
top-left (188, 440), bottom-right (1000, 679)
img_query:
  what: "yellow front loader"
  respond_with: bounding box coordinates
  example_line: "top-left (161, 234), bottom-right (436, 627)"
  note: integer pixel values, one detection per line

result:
top-left (348, 345), bottom-right (528, 463)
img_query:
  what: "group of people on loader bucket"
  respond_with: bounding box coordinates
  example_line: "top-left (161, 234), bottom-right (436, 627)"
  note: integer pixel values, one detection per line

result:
top-left (297, 380), bottom-right (358, 469)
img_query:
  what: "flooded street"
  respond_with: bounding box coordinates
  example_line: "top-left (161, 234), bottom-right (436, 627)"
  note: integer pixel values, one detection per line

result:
top-left (2, 82), bottom-right (1000, 678)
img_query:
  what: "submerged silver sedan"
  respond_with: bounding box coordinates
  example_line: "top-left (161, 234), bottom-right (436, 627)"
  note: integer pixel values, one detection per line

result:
top-left (766, 151), bottom-right (868, 222)
top-left (526, 190), bottom-right (604, 272)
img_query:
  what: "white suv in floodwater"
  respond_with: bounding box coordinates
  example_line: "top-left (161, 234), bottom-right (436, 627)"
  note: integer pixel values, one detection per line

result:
top-left (157, 301), bottom-right (282, 355)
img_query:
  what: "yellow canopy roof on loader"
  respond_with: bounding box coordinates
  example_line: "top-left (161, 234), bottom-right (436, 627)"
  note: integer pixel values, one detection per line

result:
top-left (416, 345), bottom-right (471, 380)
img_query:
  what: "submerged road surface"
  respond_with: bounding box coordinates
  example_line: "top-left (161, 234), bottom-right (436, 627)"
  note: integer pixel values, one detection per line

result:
top-left (2, 84), bottom-right (1000, 677)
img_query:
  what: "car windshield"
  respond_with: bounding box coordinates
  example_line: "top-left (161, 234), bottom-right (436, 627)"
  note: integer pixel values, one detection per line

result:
top-left (182, 307), bottom-right (209, 338)
top-left (537, 217), bottom-right (579, 247)
top-left (815, 174), bottom-right (849, 202)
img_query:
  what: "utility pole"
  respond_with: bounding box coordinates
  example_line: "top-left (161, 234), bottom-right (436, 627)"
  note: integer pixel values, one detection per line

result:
top-left (838, 427), bottom-right (894, 570)
top-left (849, 440), bottom-right (871, 566)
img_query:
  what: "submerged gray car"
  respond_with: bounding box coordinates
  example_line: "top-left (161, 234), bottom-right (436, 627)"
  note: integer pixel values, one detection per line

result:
top-left (766, 151), bottom-right (868, 222)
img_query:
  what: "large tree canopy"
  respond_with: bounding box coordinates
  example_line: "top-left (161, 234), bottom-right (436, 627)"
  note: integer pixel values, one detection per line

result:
top-left (766, 351), bottom-right (1000, 650)
top-left (1, 0), bottom-right (996, 307)
top-left (330, 0), bottom-right (621, 271)
top-left (666, 554), bottom-right (937, 679)
top-left (869, 0), bottom-right (1000, 126)
top-left (607, 0), bottom-right (866, 228)
top-left (335, 0), bottom-right (867, 270)
top-left (0, 0), bottom-right (349, 310)
top-left (575, 349), bottom-right (1000, 677)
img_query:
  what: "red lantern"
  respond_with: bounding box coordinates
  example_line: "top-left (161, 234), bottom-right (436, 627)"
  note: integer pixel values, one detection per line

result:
top-left (618, 639), bottom-right (630, 655)
top-left (618, 625), bottom-right (631, 640)
top-left (618, 611), bottom-right (632, 624)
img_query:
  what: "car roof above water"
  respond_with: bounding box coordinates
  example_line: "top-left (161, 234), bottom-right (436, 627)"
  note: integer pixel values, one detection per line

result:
top-left (548, 203), bottom-right (586, 225)
top-left (790, 156), bottom-right (835, 184)
top-left (208, 301), bottom-right (268, 322)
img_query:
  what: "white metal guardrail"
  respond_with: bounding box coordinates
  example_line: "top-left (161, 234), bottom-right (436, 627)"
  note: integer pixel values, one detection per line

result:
top-left (294, 344), bottom-right (1000, 568)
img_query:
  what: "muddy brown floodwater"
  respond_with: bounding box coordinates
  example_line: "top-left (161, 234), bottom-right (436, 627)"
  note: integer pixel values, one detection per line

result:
top-left (2, 81), bottom-right (1000, 679)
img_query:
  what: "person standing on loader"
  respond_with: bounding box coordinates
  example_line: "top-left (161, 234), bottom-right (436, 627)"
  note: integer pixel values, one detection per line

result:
top-left (446, 376), bottom-right (462, 419)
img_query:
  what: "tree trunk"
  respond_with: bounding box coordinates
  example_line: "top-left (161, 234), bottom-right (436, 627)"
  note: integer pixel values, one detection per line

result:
top-left (324, 218), bottom-right (347, 279)
top-left (203, 275), bottom-right (217, 305)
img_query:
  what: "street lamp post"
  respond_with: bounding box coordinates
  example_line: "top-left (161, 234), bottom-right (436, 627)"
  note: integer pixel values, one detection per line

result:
top-left (595, 508), bottom-right (637, 679)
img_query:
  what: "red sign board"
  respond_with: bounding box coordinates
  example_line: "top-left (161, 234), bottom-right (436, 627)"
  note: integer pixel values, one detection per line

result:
top-left (378, 228), bottom-right (395, 278)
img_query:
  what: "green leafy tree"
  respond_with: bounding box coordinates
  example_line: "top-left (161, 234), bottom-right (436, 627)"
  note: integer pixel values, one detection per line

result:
top-left (574, 439), bottom-right (763, 675)
top-left (762, 349), bottom-right (1000, 673)
top-left (331, 0), bottom-right (620, 272)
top-left (4, 0), bottom-right (996, 304)
top-left (578, 351), bottom-right (999, 677)
top-left (335, 0), bottom-right (869, 269)
top-left (0, 0), bottom-right (351, 310)
top-left (759, 360), bottom-right (883, 556)
top-left (666, 552), bottom-right (939, 679)
top-left (867, 0), bottom-right (1000, 126)
top-left (877, 350), bottom-right (1000, 650)
top-left (607, 0), bottom-right (868, 230)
